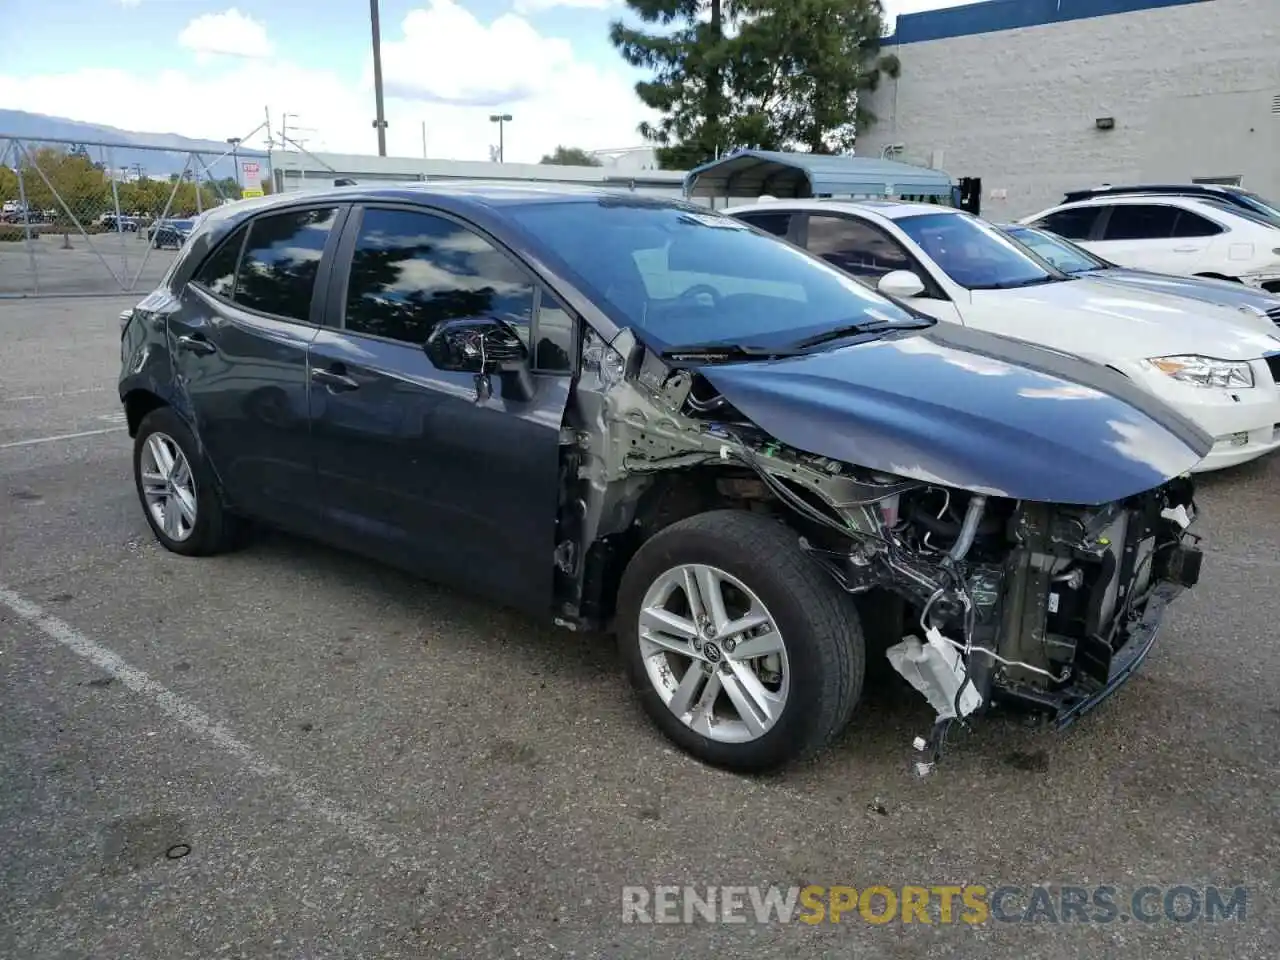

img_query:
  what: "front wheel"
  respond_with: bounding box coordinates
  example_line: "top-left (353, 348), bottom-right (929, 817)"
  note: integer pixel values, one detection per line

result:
top-left (616, 510), bottom-right (865, 772)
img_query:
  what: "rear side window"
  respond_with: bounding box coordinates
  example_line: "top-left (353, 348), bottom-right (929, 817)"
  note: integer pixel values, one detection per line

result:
top-left (233, 208), bottom-right (338, 322)
top-left (735, 212), bottom-right (793, 238)
top-left (1033, 207), bottom-right (1101, 241)
top-left (1100, 204), bottom-right (1180, 240)
top-left (192, 227), bottom-right (245, 298)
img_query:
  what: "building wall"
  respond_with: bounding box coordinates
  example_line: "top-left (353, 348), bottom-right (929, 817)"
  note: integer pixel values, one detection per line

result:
top-left (858, 0), bottom-right (1280, 220)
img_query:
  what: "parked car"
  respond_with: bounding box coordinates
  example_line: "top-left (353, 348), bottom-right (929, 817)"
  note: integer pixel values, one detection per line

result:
top-left (97, 213), bottom-right (140, 232)
top-left (148, 218), bottom-right (196, 248)
top-left (727, 199), bottom-right (1280, 472)
top-left (119, 185), bottom-right (1207, 772)
top-left (999, 222), bottom-right (1280, 332)
top-left (1061, 183), bottom-right (1280, 225)
top-left (1017, 194), bottom-right (1280, 293)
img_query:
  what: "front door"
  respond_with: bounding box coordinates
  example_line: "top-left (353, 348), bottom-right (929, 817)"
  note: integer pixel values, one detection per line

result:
top-left (1086, 202), bottom-right (1220, 275)
top-left (167, 205), bottom-right (344, 528)
top-left (308, 204), bottom-right (574, 615)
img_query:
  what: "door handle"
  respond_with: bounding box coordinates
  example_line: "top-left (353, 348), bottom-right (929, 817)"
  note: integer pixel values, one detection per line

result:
top-left (176, 334), bottom-right (216, 355)
top-left (311, 366), bottom-right (360, 392)
top-left (1172, 246), bottom-right (1198, 253)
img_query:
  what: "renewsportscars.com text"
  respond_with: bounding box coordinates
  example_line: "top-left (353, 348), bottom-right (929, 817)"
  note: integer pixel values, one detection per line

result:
top-left (621, 884), bottom-right (1249, 925)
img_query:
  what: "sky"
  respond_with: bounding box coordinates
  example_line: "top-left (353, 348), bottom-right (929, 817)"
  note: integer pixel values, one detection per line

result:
top-left (0, 0), bottom-right (972, 163)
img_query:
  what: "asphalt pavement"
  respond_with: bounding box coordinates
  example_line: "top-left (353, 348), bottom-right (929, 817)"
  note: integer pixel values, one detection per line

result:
top-left (1, 295), bottom-right (1276, 959)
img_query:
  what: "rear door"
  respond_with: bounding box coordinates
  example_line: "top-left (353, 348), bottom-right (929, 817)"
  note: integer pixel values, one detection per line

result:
top-left (308, 204), bottom-right (574, 614)
top-left (168, 204), bottom-right (346, 529)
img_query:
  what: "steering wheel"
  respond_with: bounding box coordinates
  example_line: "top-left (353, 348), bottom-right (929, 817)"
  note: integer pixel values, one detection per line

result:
top-left (677, 284), bottom-right (721, 308)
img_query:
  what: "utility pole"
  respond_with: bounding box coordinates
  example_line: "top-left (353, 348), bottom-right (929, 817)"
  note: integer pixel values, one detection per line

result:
top-left (369, 0), bottom-right (389, 156)
top-left (421, 121), bottom-right (427, 159)
top-left (489, 113), bottom-right (512, 163)
top-left (227, 137), bottom-right (242, 196)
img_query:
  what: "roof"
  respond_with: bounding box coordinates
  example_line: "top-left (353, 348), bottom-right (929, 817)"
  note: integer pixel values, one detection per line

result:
top-left (1051, 194), bottom-right (1240, 210)
top-left (1063, 183), bottom-right (1247, 201)
top-left (886, 0), bottom-right (1203, 46)
top-left (683, 150), bottom-right (953, 200)
top-left (726, 198), bottom-right (959, 220)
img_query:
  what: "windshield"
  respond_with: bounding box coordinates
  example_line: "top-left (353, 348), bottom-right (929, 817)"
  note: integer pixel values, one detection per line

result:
top-left (506, 199), bottom-right (923, 351)
top-left (1235, 190), bottom-right (1280, 224)
top-left (1196, 196), bottom-right (1280, 229)
top-left (1002, 225), bottom-right (1109, 274)
top-left (893, 211), bottom-right (1065, 290)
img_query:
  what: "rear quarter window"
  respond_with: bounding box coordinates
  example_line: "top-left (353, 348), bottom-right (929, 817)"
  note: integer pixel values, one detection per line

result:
top-left (191, 225), bottom-right (247, 297)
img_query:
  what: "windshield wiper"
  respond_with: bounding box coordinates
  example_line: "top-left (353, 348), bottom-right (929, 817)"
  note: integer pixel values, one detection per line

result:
top-left (971, 276), bottom-right (1060, 290)
top-left (791, 316), bottom-right (935, 350)
top-left (660, 343), bottom-right (802, 363)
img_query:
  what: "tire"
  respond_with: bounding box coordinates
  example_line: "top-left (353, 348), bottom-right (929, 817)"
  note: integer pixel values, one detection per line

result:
top-left (616, 510), bottom-right (865, 773)
top-left (133, 406), bottom-right (240, 556)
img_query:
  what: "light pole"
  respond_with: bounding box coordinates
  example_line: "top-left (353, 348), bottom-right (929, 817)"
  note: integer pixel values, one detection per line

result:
top-left (226, 137), bottom-right (242, 196)
top-left (369, 0), bottom-right (388, 156)
top-left (489, 113), bottom-right (512, 163)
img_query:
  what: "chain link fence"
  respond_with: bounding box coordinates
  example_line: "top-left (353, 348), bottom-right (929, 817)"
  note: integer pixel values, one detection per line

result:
top-left (0, 135), bottom-right (272, 297)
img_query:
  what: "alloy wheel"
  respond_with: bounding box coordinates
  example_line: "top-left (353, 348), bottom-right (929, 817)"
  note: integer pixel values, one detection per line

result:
top-left (139, 432), bottom-right (198, 542)
top-left (637, 563), bottom-right (790, 743)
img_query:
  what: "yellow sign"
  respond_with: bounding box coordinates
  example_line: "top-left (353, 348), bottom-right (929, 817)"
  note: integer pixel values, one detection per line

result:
top-left (241, 188), bottom-right (264, 199)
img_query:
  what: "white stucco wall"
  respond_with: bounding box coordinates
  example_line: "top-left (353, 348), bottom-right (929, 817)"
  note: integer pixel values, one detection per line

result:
top-left (858, 0), bottom-right (1280, 220)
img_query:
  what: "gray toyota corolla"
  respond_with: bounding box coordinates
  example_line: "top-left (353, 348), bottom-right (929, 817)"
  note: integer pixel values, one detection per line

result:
top-left (118, 185), bottom-right (1208, 772)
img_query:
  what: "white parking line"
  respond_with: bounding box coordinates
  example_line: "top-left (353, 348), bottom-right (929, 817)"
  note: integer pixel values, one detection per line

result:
top-left (1, 387), bottom-right (111, 403)
top-left (0, 427), bottom-right (126, 450)
top-left (0, 586), bottom-right (414, 870)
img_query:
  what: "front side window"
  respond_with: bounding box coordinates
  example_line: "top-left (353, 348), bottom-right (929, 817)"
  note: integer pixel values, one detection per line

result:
top-left (505, 199), bottom-right (920, 352)
top-left (1170, 210), bottom-right (1225, 238)
top-left (805, 214), bottom-right (914, 280)
top-left (894, 211), bottom-right (1061, 290)
top-left (234, 208), bottom-right (337, 322)
top-left (1100, 204), bottom-right (1181, 241)
top-left (341, 207), bottom-right (538, 351)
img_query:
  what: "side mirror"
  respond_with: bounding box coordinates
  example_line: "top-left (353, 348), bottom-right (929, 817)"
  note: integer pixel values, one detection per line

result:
top-left (424, 316), bottom-right (533, 402)
top-left (425, 316), bottom-right (528, 373)
top-left (878, 270), bottom-right (927, 299)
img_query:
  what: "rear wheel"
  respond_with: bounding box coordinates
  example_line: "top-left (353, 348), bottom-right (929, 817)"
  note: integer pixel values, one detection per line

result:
top-left (133, 407), bottom-right (241, 556)
top-left (616, 510), bottom-right (864, 772)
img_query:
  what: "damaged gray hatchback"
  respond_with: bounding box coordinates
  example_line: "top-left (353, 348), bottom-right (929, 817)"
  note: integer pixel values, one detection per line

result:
top-left (118, 185), bottom-right (1209, 773)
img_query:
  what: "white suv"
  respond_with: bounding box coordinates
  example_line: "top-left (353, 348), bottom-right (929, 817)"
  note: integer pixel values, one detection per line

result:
top-left (1018, 194), bottom-right (1280, 294)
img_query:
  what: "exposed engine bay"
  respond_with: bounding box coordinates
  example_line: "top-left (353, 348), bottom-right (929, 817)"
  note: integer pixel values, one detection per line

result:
top-left (554, 329), bottom-right (1204, 766)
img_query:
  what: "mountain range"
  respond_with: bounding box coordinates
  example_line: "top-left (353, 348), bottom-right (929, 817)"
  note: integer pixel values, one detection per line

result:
top-left (0, 110), bottom-right (270, 180)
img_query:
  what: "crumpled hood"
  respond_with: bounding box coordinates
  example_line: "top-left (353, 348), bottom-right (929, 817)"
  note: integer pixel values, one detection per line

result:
top-left (697, 323), bottom-right (1213, 505)
top-left (968, 278), bottom-right (1280, 361)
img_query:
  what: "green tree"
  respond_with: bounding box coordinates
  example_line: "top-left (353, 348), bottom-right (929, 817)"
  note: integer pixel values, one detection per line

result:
top-left (611, 0), bottom-right (899, 167)
top-left (16, 147), bottom-right (111, 222)
top-left (539, 146), bottom-right (602, 166)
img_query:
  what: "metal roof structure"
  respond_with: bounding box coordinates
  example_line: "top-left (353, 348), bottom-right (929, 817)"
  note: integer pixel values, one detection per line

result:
top-left (683, 149), bottom-right (953, 199)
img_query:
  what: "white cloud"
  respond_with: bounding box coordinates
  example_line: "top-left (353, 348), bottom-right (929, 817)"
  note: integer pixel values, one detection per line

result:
top-left (512, 0), bottom-right (617, 12)
top-left (178, 9), bottom-right (273, 59)
top-left (379, 1), bottom-right (576, 105)
top-left (0, 1), bottom-right (653, 164)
